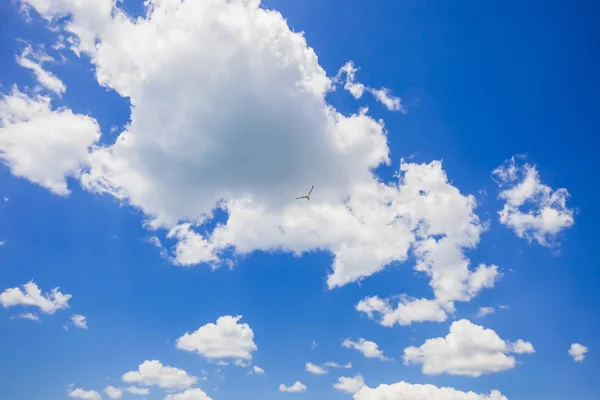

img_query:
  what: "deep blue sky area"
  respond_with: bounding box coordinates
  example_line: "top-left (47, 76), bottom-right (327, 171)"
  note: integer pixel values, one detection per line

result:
top-left (0, 1), bottom-right (598, 400)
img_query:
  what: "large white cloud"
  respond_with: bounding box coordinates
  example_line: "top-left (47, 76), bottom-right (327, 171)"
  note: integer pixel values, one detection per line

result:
top-left (12, 0), bottom-right (500, 306)
top-left (353, 381), bottom-right (508, 400)
top-left (0, 280), bottom-right (71, 314)
top-left (0, 88), bottom-right (101, 195)
top-left (175, 315), bottom-right (257, 363)
top-left (493, 156), bottom-right (574, 246)
top-left (121, 360), bottom-right (197, 390)
top-left (403, 319), bottom-right (534, 377)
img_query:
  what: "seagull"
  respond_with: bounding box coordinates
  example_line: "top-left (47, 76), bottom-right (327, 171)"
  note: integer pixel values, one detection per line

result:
top-left (296, 185), bottom-right (314, 201)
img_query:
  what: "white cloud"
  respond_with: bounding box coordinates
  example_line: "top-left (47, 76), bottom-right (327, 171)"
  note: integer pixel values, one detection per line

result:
top-left (122, 360), bottom-right (197, 390)
top-left (476, 307), bottom-right (495, 318)
top-left (403, 319), bottom-right (534, 377)
top-left (353, 381), bottom-right (508, 400)
top-left (368, 87), bottom-right (404, 112)
top-left (175, 315), bottom-right (257, 363)
top-left (13, 0), bottom-right (499, 302)
top-left (16, 44), bottom-right (66, 95)
top-left (356, 295), bottom-right (449, 327)
top-left (104, 387), bottom-right (122, 399)
top-left (18, 312), bottom-right (40, 321)
top-left (342, 338), bottom-right (389, 360)
top-left (568, 343), bottom-right (588, 362)
top-left (164, 388), bottom-right (212, 400)
top-left (333, 374), bottom-right (365, 394)
top-left (334, 61), bottom-right (405, 112)
top-left (0, 87), bottom-right (101, 195)
top-left (279, 382), bottom-right (307, 393)
top-left (493, 156), bottom-right (574, 246)
top-left (323, 361), bottom-right (351, 369)
top-left (71, 314), bottom-right (88, 329)
top-left (305, 362), bottom-right (328, 375)
top-left (252, 366), bottom-right (264, 375)
top-left (125, 387), bottom-right (149, 395)
top-left (311, 341), bottom-right (317, 350)
top-left (510, 339), bottom-right (535, 354)
top-left (0, 280), bottom-right (71, 314)
top-left (67, 388), bottom-right (101, 400)
top-left (335, 61), bottom-right (365, 99)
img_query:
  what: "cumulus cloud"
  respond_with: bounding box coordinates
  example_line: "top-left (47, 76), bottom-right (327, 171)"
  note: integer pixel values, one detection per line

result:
top-left (16, 44), bottom-right (66, 95)
top-left (403, 319), bottom-right (534, 377)
top-left (122, 360), bottom-right (197, 390)
top-left (353, 381), bottom-right (508, 400)
top-left (67, 388), bottom-right (101, 400)
top-left (164, 388), bottom-right (212, 400)
top-left (0, 88), bottom-right (101, 195)
top-left (356, 295), bottom-right (449, 327)
top-left (279, 381), bottom-right (307, 393)
top-left (569, 343), bottom-right (588, 362)
top-left (0, 280), bottom-right (71, 314)
top-left (342, 338), bottom-right (389, 360)
top-left (333, 374), bottom-right (365, 394)
top-left (10, 0), bottom-right (500, 306)
top-left (71, 314), bottom-right (88, 329)
top-left (175, 315), bottom-right (257, 364)
top-left (493, 156), bottom-right (574, 246)
top-left (104, 387), bottom-right (122, 399)
top-left (305, 362), bottom-right (328, 375)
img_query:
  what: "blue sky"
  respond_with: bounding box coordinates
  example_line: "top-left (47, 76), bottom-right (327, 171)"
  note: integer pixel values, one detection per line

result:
top-left (0, 1), bottom-right (598, 400)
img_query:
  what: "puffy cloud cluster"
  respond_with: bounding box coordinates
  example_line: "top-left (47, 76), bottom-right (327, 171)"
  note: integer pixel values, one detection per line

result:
top-left (0, 280), bottom-right (71, 314)
top-left (7, 1), bottom-right (500, 319)
top-left (121, 360), bottom-right (198, 390)
top-left (333, 374), bottom-right (365, 394)
top-left (175, 315), bottom-right (257, 364)
top-left (403, 319), bottom-right (535, 377)
top-left (493, 156), bottom-right (574, 246)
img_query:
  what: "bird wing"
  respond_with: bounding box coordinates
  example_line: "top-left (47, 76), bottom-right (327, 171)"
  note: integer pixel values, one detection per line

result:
top-left (307, 185), bottom-right (314, 196)
top-left (296, 196), bottom-right (305, 200)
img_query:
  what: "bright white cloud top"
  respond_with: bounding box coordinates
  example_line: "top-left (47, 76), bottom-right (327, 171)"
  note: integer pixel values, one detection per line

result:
top-left (403, 319), bottom-right (535, 377)
top-left (279, 381), bottom-right (307, 393)
top-left (305, 362), bottom-right (328, 375)
top-left (121, 360), bottom-right (197, 389)
top-left (175, 315), bottom-right (257, 363)
top-left (493, 156), bottom-right (574, 246)
top-left (0, 280), bottom-right (71, 314)
top-left (568, 343), bottom-right (588, 362)
top-left (353, 381), bottom-right (508, 400)
top-left (104, 386), bottom-right (122, 399)
top-left (71, 314), bottom-right (88, 329)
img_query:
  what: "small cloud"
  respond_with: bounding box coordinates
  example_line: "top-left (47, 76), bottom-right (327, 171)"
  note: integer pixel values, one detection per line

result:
top-left (279, 381), bottom-right (306, 393)
top-left (252, 366), bottom-right (264, 375)
top-left (305, 362), bottom-right (328, 375)
top-left (71, 314), bottom-right (88, 329)
top-left (569, 343), bottom-right (588, 362)
top-left (18, 312), bottom-right (40, 321)
top-left (310, 340), bottom-right (317, 350)
top-left (476, 307), bottom-right (495, 318)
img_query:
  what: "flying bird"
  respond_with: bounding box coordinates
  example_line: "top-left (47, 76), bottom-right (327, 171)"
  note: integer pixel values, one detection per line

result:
top-left (296, 185), bottom-right (314, 201)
